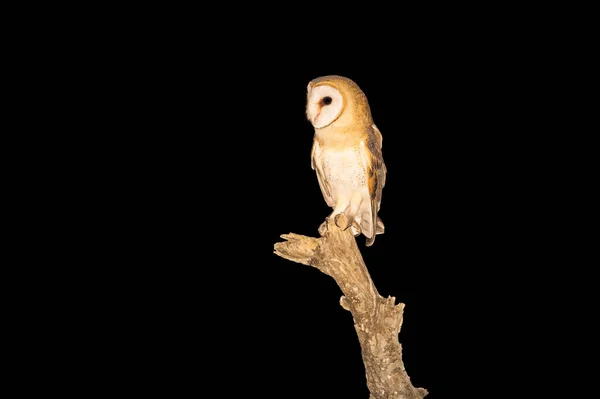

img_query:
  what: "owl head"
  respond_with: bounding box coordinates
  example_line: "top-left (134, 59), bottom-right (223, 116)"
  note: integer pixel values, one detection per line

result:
top-left (306, 75), bottom-right (373, 130)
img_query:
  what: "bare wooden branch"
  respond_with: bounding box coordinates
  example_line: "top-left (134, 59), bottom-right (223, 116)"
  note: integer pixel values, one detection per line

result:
top-left (274, 215), bottom-right (428, 399)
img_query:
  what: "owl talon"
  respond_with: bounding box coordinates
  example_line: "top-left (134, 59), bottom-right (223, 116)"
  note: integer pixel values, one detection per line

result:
top-left (334, 213), bottom-right (352, 230)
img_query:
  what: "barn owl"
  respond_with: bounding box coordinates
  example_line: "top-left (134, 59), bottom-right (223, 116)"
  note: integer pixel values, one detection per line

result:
top-left (306, 75), bottom-right (387, 246)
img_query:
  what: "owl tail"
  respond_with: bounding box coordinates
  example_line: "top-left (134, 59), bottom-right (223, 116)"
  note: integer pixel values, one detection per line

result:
top-left (365, 220), bottom-right (384, 246)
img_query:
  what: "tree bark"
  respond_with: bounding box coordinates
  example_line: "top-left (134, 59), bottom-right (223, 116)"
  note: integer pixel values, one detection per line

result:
top-left (273, 215), bottom-right (428, 399)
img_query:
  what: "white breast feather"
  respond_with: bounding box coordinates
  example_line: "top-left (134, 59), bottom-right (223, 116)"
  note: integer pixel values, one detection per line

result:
top-left (321, 148), bottom-right (368, 203)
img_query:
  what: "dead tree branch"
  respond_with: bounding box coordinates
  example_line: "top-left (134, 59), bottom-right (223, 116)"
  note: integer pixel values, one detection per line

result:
top-left (274, 215), bottom-right (428, 399)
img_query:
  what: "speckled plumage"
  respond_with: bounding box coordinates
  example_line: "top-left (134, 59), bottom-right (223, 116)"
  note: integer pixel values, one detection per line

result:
top-left (306, 75), bottom-right (387, 246)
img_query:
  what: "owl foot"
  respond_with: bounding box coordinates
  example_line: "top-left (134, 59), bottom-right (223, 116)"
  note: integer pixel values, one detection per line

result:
top-left (320, 215), bottom-right (358, 236)
top-left (333, 213), bottom-right (353, 231)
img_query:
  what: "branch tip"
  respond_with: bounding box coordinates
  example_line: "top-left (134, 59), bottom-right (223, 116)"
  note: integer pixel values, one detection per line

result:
top-left (340, 295), bottom-right (351, 311)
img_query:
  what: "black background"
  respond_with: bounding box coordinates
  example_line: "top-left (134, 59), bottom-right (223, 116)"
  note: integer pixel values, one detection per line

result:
top-left (83, 16), bottom-right (570, 397)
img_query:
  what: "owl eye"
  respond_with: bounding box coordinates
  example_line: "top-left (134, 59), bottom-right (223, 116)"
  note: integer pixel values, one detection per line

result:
top-left (322, 96), bottom-right (332, 105)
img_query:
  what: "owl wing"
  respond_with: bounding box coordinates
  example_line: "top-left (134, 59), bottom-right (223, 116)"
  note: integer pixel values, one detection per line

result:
top-left (311, 138), bottom-right (334, 207)
top-left (360, 124), bottom-right (387, 246)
